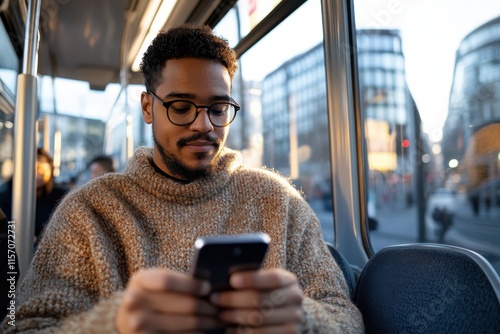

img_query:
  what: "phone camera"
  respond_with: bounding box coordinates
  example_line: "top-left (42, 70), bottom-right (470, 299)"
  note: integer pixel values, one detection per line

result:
top-left (233, 247), bottom-right (242, 256)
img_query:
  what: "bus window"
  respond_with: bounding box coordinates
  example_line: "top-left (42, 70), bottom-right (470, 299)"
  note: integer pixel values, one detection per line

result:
top-left (215, 0), bottom-right (334, 243)
top-left (353, 0), bottom-right (500, 273)
top-left (0, 18), bottom-right (18, 184)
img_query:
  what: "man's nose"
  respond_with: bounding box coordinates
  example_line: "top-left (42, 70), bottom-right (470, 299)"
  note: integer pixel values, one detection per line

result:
top-left (190, 108), bottom-right (214, 132)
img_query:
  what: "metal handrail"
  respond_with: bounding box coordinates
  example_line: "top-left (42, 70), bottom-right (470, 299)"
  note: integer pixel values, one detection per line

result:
top-left (13, 0), bottom-right (41, 284)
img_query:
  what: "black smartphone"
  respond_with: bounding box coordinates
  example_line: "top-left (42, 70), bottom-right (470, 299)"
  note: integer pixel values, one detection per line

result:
top-left (190, 233), bottom-right (270, 292)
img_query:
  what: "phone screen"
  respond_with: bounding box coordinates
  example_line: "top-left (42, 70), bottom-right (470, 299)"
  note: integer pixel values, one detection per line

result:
top-left (190, 233), bottom-right (270, 291)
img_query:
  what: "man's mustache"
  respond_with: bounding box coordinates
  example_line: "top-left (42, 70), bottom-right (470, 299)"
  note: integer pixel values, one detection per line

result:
top-left (178, 134), bottom-right (221, 147)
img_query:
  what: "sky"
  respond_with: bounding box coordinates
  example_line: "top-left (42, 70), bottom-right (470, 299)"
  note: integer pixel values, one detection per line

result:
top-left (225, 0), bottom-right (500, 136)
top-left (353, 0), bottom-right (500, 136)
top-left (228, 0), bottom-right (324, 81)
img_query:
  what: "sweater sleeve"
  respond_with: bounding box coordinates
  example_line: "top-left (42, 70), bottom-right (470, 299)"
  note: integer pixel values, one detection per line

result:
top-left (0, 196), bottom-right (125, 333)
top-left (1, 293), bottom-right (124, 333)
top-left (287, 198), bottom-right (364, 333)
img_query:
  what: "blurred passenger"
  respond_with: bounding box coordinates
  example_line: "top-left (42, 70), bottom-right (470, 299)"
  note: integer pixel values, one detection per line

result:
top-left (74, 155), bottom-right (116, 187)
top-left (2, 25), bottom-right (363, 333)
top-left (87, 154), bottom-right (116, 179)
top-left (0, 148), bottom-right (68, 240)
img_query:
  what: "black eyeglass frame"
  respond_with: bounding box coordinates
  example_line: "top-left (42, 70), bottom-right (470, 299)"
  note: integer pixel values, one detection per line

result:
top-left (148, 90), bottom-right (240, 127)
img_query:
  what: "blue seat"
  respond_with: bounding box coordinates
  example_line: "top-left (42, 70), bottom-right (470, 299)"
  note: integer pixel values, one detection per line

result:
top-left (354, 243), bottom-right (500, 334)
top-left (324, 242), bottom-right (357, 299)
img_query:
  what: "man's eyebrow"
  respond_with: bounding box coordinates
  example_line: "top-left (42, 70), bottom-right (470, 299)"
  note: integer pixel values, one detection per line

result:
top-left (164, 92), bottom-right (196, 99)
top-left (164, 92), bottom-right (232, 102)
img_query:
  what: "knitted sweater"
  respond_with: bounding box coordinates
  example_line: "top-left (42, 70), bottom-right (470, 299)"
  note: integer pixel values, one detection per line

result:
top-left (2, 147), bottom-right (363, 333)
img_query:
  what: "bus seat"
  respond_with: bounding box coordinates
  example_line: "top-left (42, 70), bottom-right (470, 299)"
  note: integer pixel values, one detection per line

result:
top-left (354, 243), bottom-right (500, 334)
top-left (324, 242), bottom-right (357, 299)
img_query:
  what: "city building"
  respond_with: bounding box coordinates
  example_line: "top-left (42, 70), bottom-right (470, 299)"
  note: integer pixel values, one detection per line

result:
top-left (443, 16), bottom-right (500, 195)
top-left (39, 112), bottom-right (106, 182)
top-left (261, 29), bottom-right (418, 203)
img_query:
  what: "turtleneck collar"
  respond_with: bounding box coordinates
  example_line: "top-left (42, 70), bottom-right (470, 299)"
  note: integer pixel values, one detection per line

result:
top-left (124, 147), bottom-right (243, 204)
top-left (150, 159), bottom-right (192, 184)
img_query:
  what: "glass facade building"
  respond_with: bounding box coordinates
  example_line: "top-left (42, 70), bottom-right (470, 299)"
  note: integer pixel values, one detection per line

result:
top-left (357, 29), bottom-right (416, 175)
top-left (261, 29), bottom-right (417, 205)
top-left (357, 29), bottom-right (418, 207)
top-left (357, 30), bottom-right (408, 124)
top-left (443, 16), bottom-right (500, 196)
top-left (261, 42), bottom-right (329, 188)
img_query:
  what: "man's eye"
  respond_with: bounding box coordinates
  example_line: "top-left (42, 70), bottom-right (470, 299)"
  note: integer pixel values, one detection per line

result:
top-left (210, 104), bottom-right (228, 116)
top-left (170, 102), bottom-right (193, 114)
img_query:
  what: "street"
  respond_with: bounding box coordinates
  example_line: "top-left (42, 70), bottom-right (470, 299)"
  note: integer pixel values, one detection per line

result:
top-left (310, 193), bottom-right (500, 275)
top-left (371, 192), bottom-right (500, 275)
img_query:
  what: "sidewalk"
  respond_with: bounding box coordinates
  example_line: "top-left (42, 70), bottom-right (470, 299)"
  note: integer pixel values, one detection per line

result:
top-left (444, 193), bottom-right (500, 258)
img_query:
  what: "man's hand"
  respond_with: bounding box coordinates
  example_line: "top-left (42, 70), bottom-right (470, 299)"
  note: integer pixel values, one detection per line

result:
top-left (116, 268), bottom-right (223, 333)
top-left (211, 268), bottom-right (304, 334)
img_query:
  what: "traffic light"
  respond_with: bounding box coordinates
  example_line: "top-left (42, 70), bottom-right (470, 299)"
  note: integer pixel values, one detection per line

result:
top-left (402, 139), bottom-right (410, 156)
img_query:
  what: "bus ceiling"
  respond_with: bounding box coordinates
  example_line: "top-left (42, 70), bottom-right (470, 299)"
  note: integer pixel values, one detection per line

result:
top-left (1, 0), bottom-right (236, 90)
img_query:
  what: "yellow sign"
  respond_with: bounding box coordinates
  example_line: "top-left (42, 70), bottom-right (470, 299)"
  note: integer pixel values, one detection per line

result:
top-left (365, 120), bottom-right (397, 172)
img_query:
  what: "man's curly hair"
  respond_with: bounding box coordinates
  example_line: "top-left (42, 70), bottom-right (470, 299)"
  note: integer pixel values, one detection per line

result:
top-left (140, 24), bottom-right (238, 92)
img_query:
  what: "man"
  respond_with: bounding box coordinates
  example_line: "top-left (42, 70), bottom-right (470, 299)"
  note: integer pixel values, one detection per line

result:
top-left (2, 25), bottom-right (363, 333)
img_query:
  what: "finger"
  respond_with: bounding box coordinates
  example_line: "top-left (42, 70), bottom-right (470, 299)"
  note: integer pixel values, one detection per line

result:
top-left (230, 268), bottom-right (297, 290)
top-left (212, 283), bottom-right (303, 308)
top-left (130, 268), bottom-right (210, 296)
top-left (219, 305), bottom-right (302, 327)
top-left (227, 322), bottom-right (301, 334)
top-left (125, 311), bottom-right (224, 333)
top-left (122, 289), bottom-right (219, 316)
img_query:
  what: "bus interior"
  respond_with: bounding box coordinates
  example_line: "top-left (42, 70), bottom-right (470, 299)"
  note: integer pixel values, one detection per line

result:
top-left (1, 0), bottom-right (500, 332)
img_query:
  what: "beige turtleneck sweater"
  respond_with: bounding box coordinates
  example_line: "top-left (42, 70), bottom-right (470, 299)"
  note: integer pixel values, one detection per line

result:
top-left (2, 147), bottom-right (363, 333)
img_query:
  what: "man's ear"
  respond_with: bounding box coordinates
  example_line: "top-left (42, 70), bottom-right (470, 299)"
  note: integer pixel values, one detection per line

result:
top-left (141, 91), bottom-right (153, 124)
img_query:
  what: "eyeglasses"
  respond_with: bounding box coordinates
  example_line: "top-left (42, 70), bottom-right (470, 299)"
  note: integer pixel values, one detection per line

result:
top-left (148, 90), bottom-right (240, 127)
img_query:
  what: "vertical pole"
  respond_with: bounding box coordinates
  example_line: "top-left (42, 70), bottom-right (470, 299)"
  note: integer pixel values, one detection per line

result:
top-left (13, 0), bottom-right (42, 284)
top-left (121, 7), bottom-right (136, 160)
top-left (289, 96), bottom-right (299, 179)
top-left (234, 4), bottom-right (247, 150)
top-left (415, 102), bottom-right (426, 242)
top-left (43, 115), bottom-right (50, 152)
top-left (321, 0), bottom-right (368, 266)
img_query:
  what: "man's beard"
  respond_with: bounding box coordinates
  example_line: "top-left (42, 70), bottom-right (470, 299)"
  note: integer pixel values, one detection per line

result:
top-left (152, 129), bottom-right (221, 181)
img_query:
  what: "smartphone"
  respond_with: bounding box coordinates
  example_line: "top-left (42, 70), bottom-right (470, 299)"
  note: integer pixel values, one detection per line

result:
top-left (190, 233), bottom-right (270, 292)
